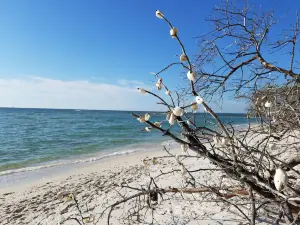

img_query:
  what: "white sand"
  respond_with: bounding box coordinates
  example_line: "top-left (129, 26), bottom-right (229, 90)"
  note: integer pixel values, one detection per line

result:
top-left (0, 140), bottom-right (279, 225)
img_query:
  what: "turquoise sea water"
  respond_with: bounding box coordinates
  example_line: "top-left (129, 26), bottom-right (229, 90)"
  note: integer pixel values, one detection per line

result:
top-left (0, 108), bottom-right (253, 176)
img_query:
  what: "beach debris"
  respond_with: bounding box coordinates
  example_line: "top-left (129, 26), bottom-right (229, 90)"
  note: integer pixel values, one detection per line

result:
top-left (169, 113), bottom-right (176, 125)
top-left (156, 78), bottom-right (162, 90)
top-left (155, 10), bottom-right (164, 19)
top-left (274, 168), bottom-right (288, 191)
top-left (145, 127), bottom-right (151, 132)
top-left (170, 27), bottom-right (178, 38)
top-left (137, 88), bottom-right (147, 94)
top-left (181, 144), bottom-right (188, 152)
top-left (180, 54), bottom-right (187, 62)
top-left (152, 157), bottom-right (158, 165)
top-left (66, 193), bottom-right (74, 202)
top-left (268, 143), bottom-right (276, 150)
top-left (165, 90), bottom-right (171, 95)
top-left (154, 121), bottom-right (161, 127)
top-left (181, 165), bottom-right (188, 175)
top-left (265, 101), bottom-right (273, 108)
top-left (142, 158), bottom-right (149, 167)
top-left (173, 107), bottom-right (184, 116)
top-left (187, 71), bottom-right (196, 81)
top-left (195, 96), bottom-right (204, 104)
top-left (83, 214), bottom-right (95, 223)
top-left (57, 191), bottom-right (66, 200)
top-left (144, 113), bottom-right (150, 121)
top-left (191, 102), bottom-right (198, 110)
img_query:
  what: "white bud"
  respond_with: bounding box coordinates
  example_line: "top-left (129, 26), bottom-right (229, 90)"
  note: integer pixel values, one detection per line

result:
top-left (169, 113), bottom-right (176, 125)
top-left (155, 10), bottom-right (164, 19)
top-left (145, 127), bottom-right (151, 132)
top-left (154, 122), bottom-right (161, 127)
top-left (187, 71), bottom-right (196, 81)
top-left (166, 112), bottom-right (171, 121)
top-left (265, 101), bottom-right (272, 108)
top-left (187, 120), bottom-right (192, 125)
top-left (175, 154), bottom-right (180, 164)
top-left (173, 107), bottom-right (184, 116)
top-left (137, 88), bottom-right (147, 94)
top-left (156, 82), bottom-right (162, 90)
top-left (191, 102), bottom-right (198, 110)
top-left (137, 117), bottom-right (145, 123)
top-left (195, 96), bottom-right (203, 104)
top-left (170, 27), bottom-right (178, 38)
top-left (165, 90), bottom-right (171, 95)
top-left (144, 113), bottom-right (150, 121)
top-left (180, 54), bottom-right (187, 62)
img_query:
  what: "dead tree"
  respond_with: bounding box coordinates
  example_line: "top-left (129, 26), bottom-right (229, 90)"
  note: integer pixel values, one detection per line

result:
top-left (98, 1), bottom-right (300, 224)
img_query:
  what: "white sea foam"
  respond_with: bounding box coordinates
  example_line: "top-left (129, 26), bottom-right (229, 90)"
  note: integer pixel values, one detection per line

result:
top-left (0, 149), bottom-right (139, 176)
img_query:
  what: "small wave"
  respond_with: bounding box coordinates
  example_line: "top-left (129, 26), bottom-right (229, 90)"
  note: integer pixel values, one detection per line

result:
top-left (0, 149), bottom-right (139, 176)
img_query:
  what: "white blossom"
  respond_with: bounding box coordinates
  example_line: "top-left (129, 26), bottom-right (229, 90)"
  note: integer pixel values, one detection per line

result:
top-left (169, 113), bottom-right (176, 125)
top-left (180, 54), bottom-right (187, 62)
top-left (170, 27), bottom-right (178, 38)
top-left (144, 113), bottom-right (150, 121)
top-left (191, 102), bottom-right (198, 110)
top-left (156, 82), bottom-right (162, 90)
top-left (145, 127), bottom-right (151, 132)
top-left (165, 90), bottom-right (171, 95)
top-left (187, 71), bottom-right (196, 81)
top-left (137, 88), bottom-right (147, 94)
top-left (173, 107), bottom-right (184, 116)
top-left (265, 101), bottom-right (273, 108)
top-left (154, 121), bottom-right (161, 127)
top-left (195, 96), bottom-right (204, 104)
top-left (155, 10), bottom-right (164, 19)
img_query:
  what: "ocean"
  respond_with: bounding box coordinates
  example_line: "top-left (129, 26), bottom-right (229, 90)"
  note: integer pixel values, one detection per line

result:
top-left (0, 108), bottom-right (252, 178)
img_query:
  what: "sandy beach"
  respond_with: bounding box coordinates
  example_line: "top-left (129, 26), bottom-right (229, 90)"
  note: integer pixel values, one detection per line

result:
top-left (0, 137), bottom-right (281, 225)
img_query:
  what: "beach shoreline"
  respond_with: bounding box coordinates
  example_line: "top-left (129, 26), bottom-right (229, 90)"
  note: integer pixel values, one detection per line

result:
top-left (0, 141), bottom-right (175, 194)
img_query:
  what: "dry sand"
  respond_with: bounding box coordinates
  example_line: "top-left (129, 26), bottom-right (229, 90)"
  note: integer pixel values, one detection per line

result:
top-left (0, 141), bottom-right (278, 225)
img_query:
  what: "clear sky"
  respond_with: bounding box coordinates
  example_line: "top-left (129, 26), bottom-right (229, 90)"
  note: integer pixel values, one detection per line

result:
top-left (0, 0), bottom-right (299, 112)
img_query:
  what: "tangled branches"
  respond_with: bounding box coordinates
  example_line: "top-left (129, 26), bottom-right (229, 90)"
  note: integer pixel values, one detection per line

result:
top-left (99, 1), bottom-right (300, 224)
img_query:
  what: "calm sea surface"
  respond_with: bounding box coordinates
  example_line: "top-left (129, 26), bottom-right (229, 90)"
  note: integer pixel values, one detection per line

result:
top-left (0, 108), bottom-right (253, 176)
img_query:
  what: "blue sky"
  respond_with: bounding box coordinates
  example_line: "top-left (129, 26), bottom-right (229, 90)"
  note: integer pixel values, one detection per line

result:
top-left (0, 0), bottom-right (299, 112)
